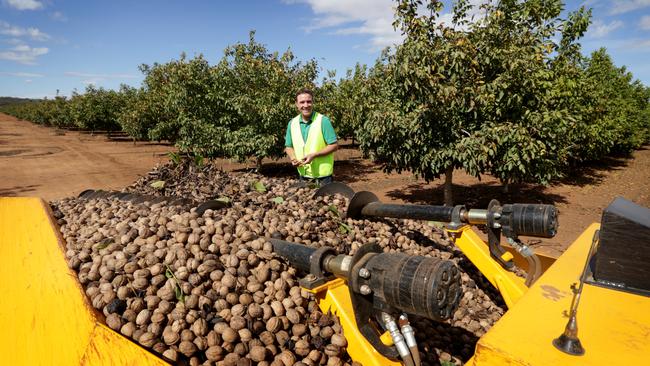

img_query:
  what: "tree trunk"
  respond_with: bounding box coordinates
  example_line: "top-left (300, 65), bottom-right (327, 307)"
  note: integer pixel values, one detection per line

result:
top-left (444, 166), bottom-right (454, 206)
top-left (255, 156), bottom-right (263, 172)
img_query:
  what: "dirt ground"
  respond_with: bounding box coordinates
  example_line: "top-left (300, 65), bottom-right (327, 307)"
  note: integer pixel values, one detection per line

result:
top-left (0, 114), bottom-right (172, 200)
top-left (2, 113), bottom-right (649, 255)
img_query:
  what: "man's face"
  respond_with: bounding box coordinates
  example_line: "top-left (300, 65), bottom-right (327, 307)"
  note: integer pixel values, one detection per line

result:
top-left (296, 93), bottom-right (313, 120)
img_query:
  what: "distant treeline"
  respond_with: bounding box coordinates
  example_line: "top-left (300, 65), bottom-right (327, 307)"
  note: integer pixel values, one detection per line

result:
top-left (0, 97), bottom-right (41, 107)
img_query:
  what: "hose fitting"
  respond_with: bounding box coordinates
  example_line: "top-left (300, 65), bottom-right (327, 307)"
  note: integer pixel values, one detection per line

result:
top-left (382, 313), bottom-right (411, 362)
top-left (398, 314), bottom-right (417, 348)
top-left (399, 314), bottom-right (421, 366)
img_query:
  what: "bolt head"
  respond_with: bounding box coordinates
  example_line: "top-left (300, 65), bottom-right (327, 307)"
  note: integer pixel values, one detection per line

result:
top-left (358, 268), bottom-right (370, 279)
top-left (360, 284), bottom-right (372, 295)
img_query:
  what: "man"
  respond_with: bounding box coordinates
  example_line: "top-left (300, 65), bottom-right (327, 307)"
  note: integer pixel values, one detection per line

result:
top-left (284, 88), bottom-right (338, 185)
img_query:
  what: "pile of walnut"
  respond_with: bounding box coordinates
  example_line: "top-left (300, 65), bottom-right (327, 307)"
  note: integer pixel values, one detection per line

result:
top-left (53, 162), bottom-right (506, 366)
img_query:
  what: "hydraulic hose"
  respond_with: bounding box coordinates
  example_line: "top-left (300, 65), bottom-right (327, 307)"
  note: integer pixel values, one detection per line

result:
top-left (399, 314), bottom-right (421, 366)
top-left (382, 313), bottom-right (414, 366)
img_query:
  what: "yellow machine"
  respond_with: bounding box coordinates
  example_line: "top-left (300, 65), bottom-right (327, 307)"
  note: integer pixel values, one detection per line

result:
top-left (1, 185), bottom-right (649, 365)
top-left (0, 197), bottom-right (168, 366)
top-left (269, 183), bottom-right (650, 366)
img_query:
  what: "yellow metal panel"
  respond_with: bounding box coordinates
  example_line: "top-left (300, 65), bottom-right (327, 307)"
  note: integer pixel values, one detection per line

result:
top-left (82, 324), bottom-right (166, 365)
top-left (0, 197), bottom-right (167, 365)
top-left (448, 226), bottom-right (527, 308)
top-left (306, 278), bottom-right (402, 366)
top-left (471, 223), bottom-right (650, 366)
top-left (502, 243), bottom-right (557, 274)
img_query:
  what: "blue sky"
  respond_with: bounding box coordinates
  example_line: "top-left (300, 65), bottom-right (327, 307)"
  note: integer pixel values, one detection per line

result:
top-left (1, 0), bottom-right (649, 99)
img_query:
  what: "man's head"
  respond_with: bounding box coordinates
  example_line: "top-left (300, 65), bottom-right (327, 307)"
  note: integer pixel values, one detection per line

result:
top-left (295, 88), bottom-right (313, 120)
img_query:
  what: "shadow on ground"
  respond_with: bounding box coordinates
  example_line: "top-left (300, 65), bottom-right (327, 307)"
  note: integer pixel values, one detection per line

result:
top-left (253, 156), bottom-right (377, 184)
top-left (558, 150), bottom-right (635, 187)
top-left (0, 184), bottom-right (40, 196)
top-left (333, 158), bottom-right (380, 184)
top-left (386, 182), bottom-right (569, 207)
top-left (384, 150), bottom-right (639, 207)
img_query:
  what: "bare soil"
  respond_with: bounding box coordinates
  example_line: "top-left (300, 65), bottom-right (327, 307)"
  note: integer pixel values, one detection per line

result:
top-left (2, 112), bottom-right (649, 255)
top-left (333, 146), bottom-right (650, 256)
top-left (0, 114), bottom-right (173, 200)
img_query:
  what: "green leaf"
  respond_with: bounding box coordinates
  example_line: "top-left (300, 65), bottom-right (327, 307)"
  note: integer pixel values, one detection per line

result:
top-left (252, 181), bottom-right (267, 193)
top-left (193, 154), bottom-right (204, 167)
top-left (165, 267), bottom-right (174, 279)
top-left (271, 196), bottom-right (284, 204)
top-left (150, 180), bottom-right (165, 189)
top-left (174, 285), bottom-right (185, 303)
top-left (327, 205), bottom-right (340, 217)
top-left (167, 152), bottom-right (181, 165)
top-left (95, 238), bottom-right (113, 250)
top-left (338, 222), bottom-right (351, 234)
top-left (215, 196), bottom-right (231, 204)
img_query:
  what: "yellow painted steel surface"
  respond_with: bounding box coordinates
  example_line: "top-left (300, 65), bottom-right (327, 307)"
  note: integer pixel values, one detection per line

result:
top-left (0, 197), bottom-right (168, 366)
top-left (305, 278), bottom-right (402, 366)
top-left (469, 223), bottom-right (650, 366)
top-left (502, 243), bottom-right (557, 274)
top-left (448, 226), bottom-right (528, 308)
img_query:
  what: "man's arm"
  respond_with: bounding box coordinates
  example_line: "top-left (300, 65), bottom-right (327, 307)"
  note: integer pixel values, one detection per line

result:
top-left (285, 147), bottom-right (301, 166)
top-left (285, 121), bottom-right (302, 166)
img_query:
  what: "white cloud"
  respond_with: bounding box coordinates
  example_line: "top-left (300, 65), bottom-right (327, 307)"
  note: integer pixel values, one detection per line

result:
top-left (25, 79), bottom-right (32, 83)
top-left (0, 71), bottom-right (44, 77)
top-left (4, 0), bottom-right (44, 11)
top-left (50, 11), bottom-right (68, 22)
top-left (640, 15), bottom-right (650, 29)
top-left (64, 71), bottom-right (139, 79)
top-left (0, 44), bottom-right (48, 64)
top-left (589, 20), bottom-right (624, 37)
top-left (0, 21), bottom-right (51, 41)
top-left (284, 0), bottom-right (493, 51)
top-left (608, 0), bottom-right (650, 15)
top-left (286, 0), bottom-right (401, 51)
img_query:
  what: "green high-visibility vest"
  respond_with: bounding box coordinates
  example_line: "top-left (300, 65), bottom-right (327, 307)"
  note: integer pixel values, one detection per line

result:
top-left (290, 113), bottom-right (334, 178)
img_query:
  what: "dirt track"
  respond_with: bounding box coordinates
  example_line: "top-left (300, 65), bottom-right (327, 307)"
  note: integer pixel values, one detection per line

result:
top-left (0, 114), bottom-right (173, 201)
top-left (2, 113), bottom-right (649, 255)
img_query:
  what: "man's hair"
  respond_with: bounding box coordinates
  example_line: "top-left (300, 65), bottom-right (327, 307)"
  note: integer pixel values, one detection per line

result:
top-left (295, 88), bottom-right (313, 101)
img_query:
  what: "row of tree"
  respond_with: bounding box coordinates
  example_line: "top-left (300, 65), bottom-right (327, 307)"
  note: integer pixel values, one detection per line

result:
top-left (360, 0), bottom-right (650, 202)
top-left (1, 85), bottom-right (134, 132)
top-left (2, 0), bottom-right (649, 203)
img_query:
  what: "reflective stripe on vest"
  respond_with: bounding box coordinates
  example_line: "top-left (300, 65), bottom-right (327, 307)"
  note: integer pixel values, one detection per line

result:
top-left (290, 113), bottom-right (334, 178)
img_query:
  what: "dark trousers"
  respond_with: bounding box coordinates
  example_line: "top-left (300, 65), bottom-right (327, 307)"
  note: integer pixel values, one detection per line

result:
top-left (299, 175), bottom-right (333, 187)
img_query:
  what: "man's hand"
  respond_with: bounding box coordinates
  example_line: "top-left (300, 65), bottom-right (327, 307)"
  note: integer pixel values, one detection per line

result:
top-left (301, 153), bottom-right (316, 165)
top-left (285, 147), bottom-right (301, 166)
